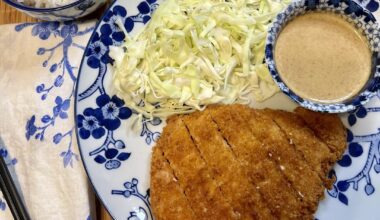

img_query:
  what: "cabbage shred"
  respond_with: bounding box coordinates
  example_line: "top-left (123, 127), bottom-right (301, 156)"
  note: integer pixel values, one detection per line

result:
top-left (111, 0), bottom-right (290, 118)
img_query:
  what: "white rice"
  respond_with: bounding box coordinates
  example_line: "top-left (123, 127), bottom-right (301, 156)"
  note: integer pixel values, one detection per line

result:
top-left (17, 0), bottom-right (77, 8)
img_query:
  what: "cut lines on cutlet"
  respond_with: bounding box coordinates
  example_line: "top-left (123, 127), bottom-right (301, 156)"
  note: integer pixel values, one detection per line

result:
top-left (238, 106), bottom-right (324, 213)
top-left (160, 116), bottom-right (237, 220)
top-left (163, 157), bottom-right (198, 218)
top-left (207, 106), bottom-right (312, 219)
top-left (182, 112), bottom-right (275, 220)
top-left (229, 105), bottom-right (319, 216)
top-left (150, 146), bottom-right (197, 220)
top-left (206, 109), bottom-right (280, 219)
top-left (262, 111), bottom-right (315, 171)
top-left (181, 119), bottom-right (245, 219)
top-left (262, 109), bottom-right (336, 186)
top-left (153, 134), bottom-right (198, 219)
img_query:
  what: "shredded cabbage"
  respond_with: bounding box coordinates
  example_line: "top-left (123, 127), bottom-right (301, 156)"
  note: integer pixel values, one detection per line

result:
top-left (111, 0), bottom-right (290, 118)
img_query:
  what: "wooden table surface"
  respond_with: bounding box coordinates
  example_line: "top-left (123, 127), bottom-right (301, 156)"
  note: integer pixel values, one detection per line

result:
top-left (0, 1), bottom-right (113, 220)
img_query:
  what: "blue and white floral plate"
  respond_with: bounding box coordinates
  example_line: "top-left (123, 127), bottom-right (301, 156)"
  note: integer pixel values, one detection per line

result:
top-left (75, 0), bottom-right (380, 219)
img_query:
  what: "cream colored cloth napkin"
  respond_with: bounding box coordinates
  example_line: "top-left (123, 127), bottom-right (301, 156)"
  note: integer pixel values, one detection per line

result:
top-left (0, 20), bottom-right (97, 220)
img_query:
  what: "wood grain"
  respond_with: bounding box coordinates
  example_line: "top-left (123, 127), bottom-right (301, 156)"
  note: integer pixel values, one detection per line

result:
top-left (0, 1), bottom-right (113, 220)
top-left (0, 2), bottom-right (37, 24)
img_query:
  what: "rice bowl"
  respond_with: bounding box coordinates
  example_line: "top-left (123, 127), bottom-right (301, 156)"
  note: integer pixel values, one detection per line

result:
top-left (3, 0), bottom-right (106, 21)
top-left (16, 0), bottom-right (77, 8)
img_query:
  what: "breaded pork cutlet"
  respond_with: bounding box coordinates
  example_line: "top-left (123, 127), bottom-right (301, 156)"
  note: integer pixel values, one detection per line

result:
top-left (234, 105), bottom-right (324, 213)
top-left (150, 146), bottom-right (196, 220)
top-left (207, 105), bottom-right (312, 219)
top-left (294, 107), bottom-right (347, 160)
top-left (182, 112), bottom-right (274, 220)
top-left (263, 109), bottom-right (336, 185)
top-left (151, 104), bottom-right (347, 220)
top-left (158, 116), bottom-right (237, 220)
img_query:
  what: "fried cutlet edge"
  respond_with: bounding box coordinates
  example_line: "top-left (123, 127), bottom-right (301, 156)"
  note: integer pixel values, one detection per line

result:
top-left (294, 107), bottom-right (347, 160)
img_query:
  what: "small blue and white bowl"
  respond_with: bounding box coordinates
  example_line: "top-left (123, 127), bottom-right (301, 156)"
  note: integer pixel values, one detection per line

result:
top-left (265, 0), bottom-right (380, 113)
top-left (3, 0), bottom-right (106, 21)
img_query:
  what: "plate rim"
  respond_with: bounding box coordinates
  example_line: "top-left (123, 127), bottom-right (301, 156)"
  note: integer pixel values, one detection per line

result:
top-left (74, 0), bottom-right (119, 218)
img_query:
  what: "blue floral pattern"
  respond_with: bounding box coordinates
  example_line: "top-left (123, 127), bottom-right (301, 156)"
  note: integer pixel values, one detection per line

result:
top-left (0, 148), bottom-right (18, 212)
top-left (112, 178), bottom-right (152, 220)
top-left (327, 92), bottom-right (380, 205)
top-left (16, 22), bottom-right (95, 168)
top-left (359, 0), bottom-right (380, 12)
top-left (0, 199), bottom-right (6, 212)
top-left (0, 149), bottom-right (18, 167)
top-left (94, 95), bottom-right (132, 131)
top-left (140, 116), bottom-right (161, 145)
top-left (77, 0), bottom-right (161, 171)
top-left (127, 207), bottom-right (148, 220)
top-left (77, 94), bottom-right (132, 170)
top-left (77, 114), bottom-right (105, 140)
top-left (75, 2), bottom-right (163, 217)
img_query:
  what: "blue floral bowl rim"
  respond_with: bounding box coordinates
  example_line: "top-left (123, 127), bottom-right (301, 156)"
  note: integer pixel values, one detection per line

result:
top-left (265, 0), bottom-right (380, 113)
top-left (3, 0), bottom-right (86, 12)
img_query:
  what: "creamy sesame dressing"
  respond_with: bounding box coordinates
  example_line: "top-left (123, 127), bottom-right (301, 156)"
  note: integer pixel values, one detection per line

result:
top-left (274, 12), bottom-right (372, 103)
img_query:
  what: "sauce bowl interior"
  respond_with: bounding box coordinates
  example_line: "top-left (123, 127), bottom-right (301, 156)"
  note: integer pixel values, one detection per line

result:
top-left (265, 0), bottom-right (380, 113)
